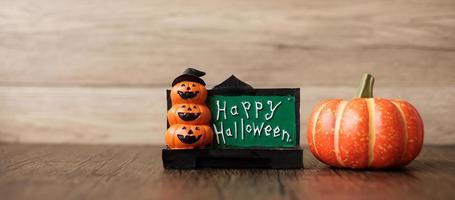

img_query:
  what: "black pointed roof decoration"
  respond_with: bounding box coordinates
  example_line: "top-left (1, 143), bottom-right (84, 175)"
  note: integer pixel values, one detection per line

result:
top-left (172, 68), bottom-right (206, 86)
top-left (212, 75), bottom-right (254, 91)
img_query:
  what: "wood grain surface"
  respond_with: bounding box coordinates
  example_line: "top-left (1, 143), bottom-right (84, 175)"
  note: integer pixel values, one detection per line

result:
top-left (0, 0), bottom-right (454, 87)
top-left (0, 144), bottom-right (454, 200)
top-left (0, 0), bottom-right (454, 144)
top-left (0, 86), bottom-right (453, 145)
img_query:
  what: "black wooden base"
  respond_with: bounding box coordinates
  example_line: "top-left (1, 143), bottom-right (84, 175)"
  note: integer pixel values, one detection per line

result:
top-left (162, 148), bottom-right (303, 169)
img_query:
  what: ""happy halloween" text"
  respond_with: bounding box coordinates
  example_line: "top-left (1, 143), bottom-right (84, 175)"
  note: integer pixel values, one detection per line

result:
top-left (213, 100), bottom-right (292, 144)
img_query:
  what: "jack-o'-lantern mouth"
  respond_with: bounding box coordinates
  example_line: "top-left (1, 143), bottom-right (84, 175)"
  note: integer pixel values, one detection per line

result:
top-left (177, 112), bottom-right (201, 121)
top-left (177, 91), bottom-right (199, 99)
top-left (177, 130), bottom-right (202, 144)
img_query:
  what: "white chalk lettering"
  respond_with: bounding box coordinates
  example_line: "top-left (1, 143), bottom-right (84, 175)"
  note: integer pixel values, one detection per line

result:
top-left (265, 101), bottom-right (282, 120)
top-left (253, 122), bottom-right (264, 136)
top-left (226, 128), bottom-right (232, 137)
top-left (255, 101), bottom-right (263, 119)
top-left (234, 121), bottom-right (238, 139)
top-left (264, 125), bottom-right (272, 136)
top-left (273, 126), bottom-right (281, 138)
top-left (241, 102), bottom-right (251, 119)
top-left (211, 98), bottom-right (295, 145)
top-left (213, 122), bottom-right (226, 144)
top-left (216, 100), bottom-right (227, 120)
top-left (282, 129), bottom-right (291, 142)
top-left (241, 118), bottom-right (245, 140)
top-left (245, 124), bottom-right (252, 133)
top-left (230, 105), bottom-right (239, 116)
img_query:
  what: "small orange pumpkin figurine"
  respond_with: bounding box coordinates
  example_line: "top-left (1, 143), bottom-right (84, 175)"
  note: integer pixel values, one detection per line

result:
top-left (168, 104), bottom-right (211, 125)
top-left (165, 124), bottom-right (213, 149)
top-left (170, 68), bottom-right (208, 104)
top-left (166, 68), bottom-right (214, 149)
top-left (307, 74), bottom-right (424, 169)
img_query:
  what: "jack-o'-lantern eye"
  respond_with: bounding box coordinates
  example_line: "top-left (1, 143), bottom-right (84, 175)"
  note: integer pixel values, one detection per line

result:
top-left (195, 127), bottom-right (200, 131)
top-left (181, 84), bottom-right (185, 87)
top-left (182, 105), bottom-right (186, 108)
top-left (193, 106), bottom-right (197, 109)
top-left (182, 126), bottom-right (187, 130)
top-left (192, 84), bottom-right (196, 87)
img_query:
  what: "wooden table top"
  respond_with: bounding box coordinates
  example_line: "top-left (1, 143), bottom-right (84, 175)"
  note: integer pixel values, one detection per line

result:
top-left (1, 144), bottom-right (454, 200)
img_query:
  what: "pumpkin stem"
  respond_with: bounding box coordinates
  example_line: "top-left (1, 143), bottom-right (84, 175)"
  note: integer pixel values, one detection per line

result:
top-left (357, 73), bottom-right (375, 98)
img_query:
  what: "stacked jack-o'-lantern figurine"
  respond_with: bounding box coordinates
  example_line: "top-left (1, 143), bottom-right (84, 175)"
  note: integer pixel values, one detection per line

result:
top-left (165, 68), bottom-right (213, 149)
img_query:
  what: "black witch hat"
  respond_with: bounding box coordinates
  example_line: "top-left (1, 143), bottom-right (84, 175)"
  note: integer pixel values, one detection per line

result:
top-left (172, 68), bottom-right (206, 86)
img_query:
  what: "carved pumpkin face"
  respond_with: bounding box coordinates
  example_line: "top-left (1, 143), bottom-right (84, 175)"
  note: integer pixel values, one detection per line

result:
top-left (168, 104), bottom-right (211, 125)
top-left (165, 124), bottom-right (213, 149)
top-left (170, 81), bottom-right (207, 104)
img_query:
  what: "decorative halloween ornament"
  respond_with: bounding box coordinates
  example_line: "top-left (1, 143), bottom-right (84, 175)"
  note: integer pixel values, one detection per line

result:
top-left (170, 68), bottom-right (208, 104)
top-left (307, 74), bottom-right (424, 169)
top-left (165, 68), bottom-right (213, 150)
top-left (162, 72), bottom-right (304, 169)
top-left (167, 103), bottom-right (211, 125)
top-left (165, 124), bottom-right (213, 149)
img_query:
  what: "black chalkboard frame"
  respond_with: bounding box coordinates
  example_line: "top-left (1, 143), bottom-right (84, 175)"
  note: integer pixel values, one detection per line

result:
top-left (166, 76), bottom-right (301, 146)
top-left (163, 75), bottom-right (303, 169)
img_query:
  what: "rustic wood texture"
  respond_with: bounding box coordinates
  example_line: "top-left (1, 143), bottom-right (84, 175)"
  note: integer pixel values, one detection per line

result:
top-left (0, 0), bottom-right (454, 87)
top-left (0, 0), bottom-right (454, 144)
top-left (0, 144), bottom-right (454, 200)
top-left (0, 86), bottom-right (453, 145)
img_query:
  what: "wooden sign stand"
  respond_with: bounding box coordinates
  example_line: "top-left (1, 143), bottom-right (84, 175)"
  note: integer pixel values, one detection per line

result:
top-left (163, 76), bottom-right (303, 169)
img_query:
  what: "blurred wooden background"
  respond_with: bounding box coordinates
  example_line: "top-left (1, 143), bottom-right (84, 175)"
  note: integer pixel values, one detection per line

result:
top-left (0, 0), bottom-right (454, 145)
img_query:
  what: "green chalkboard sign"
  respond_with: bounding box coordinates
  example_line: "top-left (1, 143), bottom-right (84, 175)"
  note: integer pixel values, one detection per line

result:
top-left (208, 94), bottom-right (299, 148)
top-left (163, 69), bottom-right (303, 169)
top-left (166, 75), bottom-right (300, 149)
top-left (208, 76), bottom-right (300, 149)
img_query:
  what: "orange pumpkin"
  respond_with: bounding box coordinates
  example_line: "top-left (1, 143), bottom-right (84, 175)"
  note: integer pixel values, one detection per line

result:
top-left (165, 124), bottom-right (213, 149)
top-left (167, 104), bottom-right (211, 125)
top-left (307, 74), bottom-right (424, 169)
top-left (170, 81), bottom-right (207, 104)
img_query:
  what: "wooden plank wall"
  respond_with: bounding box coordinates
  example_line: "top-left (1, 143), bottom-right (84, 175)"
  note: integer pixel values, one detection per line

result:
top-left (0, 0), bottom-right (454, 144)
